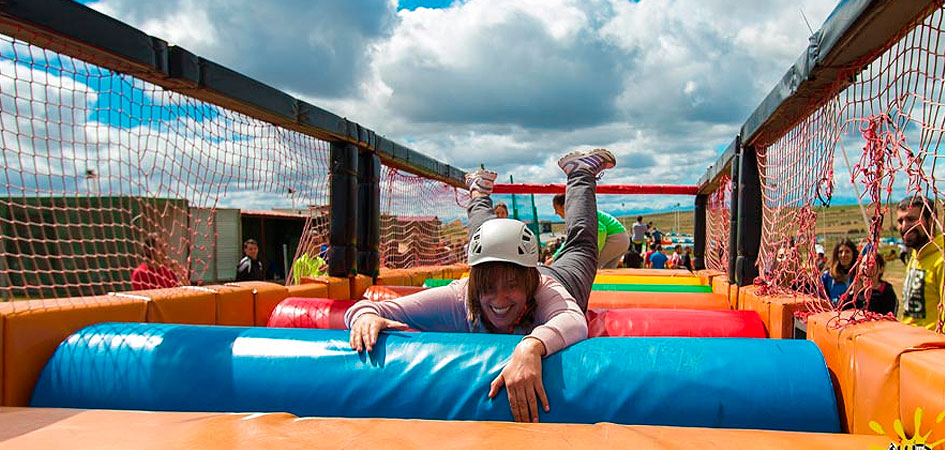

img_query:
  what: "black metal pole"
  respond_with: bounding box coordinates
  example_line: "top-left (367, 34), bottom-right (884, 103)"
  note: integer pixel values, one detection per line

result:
top-left (329, 142), bottom-right (358, 277)
top-left (727, 137), bottom-right (741, 284)
top-left (357, 150), bottom-right (380, 277)
top-left (693, 194), bottom-right (707, 270)
top-left (735, 144), bottom-right (762, 286)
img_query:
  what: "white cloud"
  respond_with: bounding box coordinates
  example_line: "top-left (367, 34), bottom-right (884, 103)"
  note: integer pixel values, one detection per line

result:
top-left (22, 0), bottom-right (896, 218)
top-left (89, 0), bottom-right (397, 98)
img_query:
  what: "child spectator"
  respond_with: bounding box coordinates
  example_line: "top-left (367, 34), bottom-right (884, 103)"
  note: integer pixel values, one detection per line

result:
top-left (849, 255), bottom-right (897, 315)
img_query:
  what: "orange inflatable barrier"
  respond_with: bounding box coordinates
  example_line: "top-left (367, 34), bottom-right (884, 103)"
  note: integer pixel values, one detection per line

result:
top-left (376, 268), bottom-right (411, 286)
top-left (696, 269), bottom-right (723, 286)
top-left (807, 312), bottom-right (945, 434)
top-left (122, 286), bottom-right (216, 325)
top-left (587, 291), bottom-right (729, 310)
top-left (712, 275), bottom-right (736, 308)
top-left (299, 276), bottom-right (350, 300)
top-left (845, 322), bottom-right (945, 435)
top-left (206, 284), bottom-right (255, 326)
top-left (738, 286), bottom-right (810, 339)
top-left (900, 347), bottom-right (945, 438)
top-left (408, 269), bottom-right (436, 286)
top-left (0, 407), bottom-right (892, 449)
top-left (225, 281), bottom-right (288, 326)
top-left (350, 275), bottom-right (372, 299)
top-left (285, 283), bottom-right (329, 299)
top-left (0, 297), bottom-right (147, 406)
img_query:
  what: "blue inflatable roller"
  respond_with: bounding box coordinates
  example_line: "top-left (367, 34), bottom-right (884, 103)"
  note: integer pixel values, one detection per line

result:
top-left (31, 323), bottom-right (840, 432)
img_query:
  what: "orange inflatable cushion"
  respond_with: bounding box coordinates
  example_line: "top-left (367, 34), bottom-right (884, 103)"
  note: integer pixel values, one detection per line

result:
top-left (0, 407), bottom-right (891, 449)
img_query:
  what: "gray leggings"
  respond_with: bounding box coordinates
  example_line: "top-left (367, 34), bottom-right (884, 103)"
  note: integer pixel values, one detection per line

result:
top-left (466, 169), bottom-right (598, 312)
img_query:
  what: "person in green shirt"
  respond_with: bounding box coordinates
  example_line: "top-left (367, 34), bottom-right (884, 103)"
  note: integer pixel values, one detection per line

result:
top-left (897, 195), bottom-right (944, 330)
top-left (551, 194), bottom-right (629, 269)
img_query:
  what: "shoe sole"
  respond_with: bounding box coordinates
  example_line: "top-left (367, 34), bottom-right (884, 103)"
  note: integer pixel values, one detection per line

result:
top-left (558, 149), bottom-right (617, 171)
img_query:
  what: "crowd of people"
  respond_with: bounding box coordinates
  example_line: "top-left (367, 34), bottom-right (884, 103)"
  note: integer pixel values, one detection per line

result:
top-left (532, 214), bottom-right (693, 271)
top-left (811, 195), bottom-right (942, 328)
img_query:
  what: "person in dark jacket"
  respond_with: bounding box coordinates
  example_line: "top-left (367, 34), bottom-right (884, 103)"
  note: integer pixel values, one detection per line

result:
top-left (849, 255), bottom-right (897, 315)
top-left (236, 239), bottom-right (265, 281)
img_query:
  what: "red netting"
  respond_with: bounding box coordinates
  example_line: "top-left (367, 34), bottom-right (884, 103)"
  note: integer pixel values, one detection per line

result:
top-left (379, 166), bottom-right (470, 269)
top-left (0, 33), bottom-right (331, 300)
top-left (754, 4), bottom-right (945, 330)
top-left (705, 174), bottom-right (732, 273)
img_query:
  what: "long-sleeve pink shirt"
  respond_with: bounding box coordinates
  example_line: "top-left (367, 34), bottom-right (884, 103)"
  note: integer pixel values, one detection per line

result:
top-left (344, 275), bottom-right (588, 356)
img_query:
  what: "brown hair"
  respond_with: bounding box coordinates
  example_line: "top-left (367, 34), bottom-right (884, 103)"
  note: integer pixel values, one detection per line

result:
top-left (872, 253), bottom-right (886, 279)
top-left (552, 193), bottom-right (566, 207)
top-left (466, 261), bottom-right (541, 332)
top-left (829, 239), bottom-right (857, 283)
top-left (898, 195), bottom-right (937, 222)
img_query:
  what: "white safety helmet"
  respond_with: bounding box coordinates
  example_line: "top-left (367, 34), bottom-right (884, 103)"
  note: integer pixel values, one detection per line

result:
top-left (467, 219), bottom-right (539, 267)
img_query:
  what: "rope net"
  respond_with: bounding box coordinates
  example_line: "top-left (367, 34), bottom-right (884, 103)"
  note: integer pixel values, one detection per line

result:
top-left (705, 174), bottom-right (732, 273)
top-left (755, 3), bottom-right (945, 330)
top-left (0, 31), bottom-right (331, 302)
top-left (379, 165), bottom-right (469, 269)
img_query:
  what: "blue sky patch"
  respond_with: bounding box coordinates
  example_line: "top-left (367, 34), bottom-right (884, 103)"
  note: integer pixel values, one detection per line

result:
top-left (398, 0), bottom-right (454, 11)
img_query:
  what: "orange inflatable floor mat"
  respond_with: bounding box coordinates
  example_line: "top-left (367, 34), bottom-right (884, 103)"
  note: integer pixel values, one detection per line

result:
top-left (587, 291), bottom-right (730, 310)
top-left (0, 407), bottom-right (890, 450)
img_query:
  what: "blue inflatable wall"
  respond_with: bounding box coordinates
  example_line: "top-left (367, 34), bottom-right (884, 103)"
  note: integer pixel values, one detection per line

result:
top-left (31, 323), bottom-right (840, 432)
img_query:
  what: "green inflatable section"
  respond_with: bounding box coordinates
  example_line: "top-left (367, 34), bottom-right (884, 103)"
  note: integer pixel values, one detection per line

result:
top-left (422, 278), bottom-right (711, 293)
top-left (423, 279), bottom-right (454, 288)
top-left (591, 283), bottom-right (712, 293)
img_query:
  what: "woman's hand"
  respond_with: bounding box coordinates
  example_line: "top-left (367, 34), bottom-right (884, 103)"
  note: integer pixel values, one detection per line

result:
top-left (349, 313), bottom-right (409, 353)
top-left (488, 337), bottom-right (549, 422)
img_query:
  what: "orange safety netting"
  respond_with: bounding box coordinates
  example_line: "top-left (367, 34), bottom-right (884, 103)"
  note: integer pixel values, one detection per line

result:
top-left (379, 166), bottom-right (470, 269)
top-left (0, 33), bottom-right (331, 300)
top-left (705, 174), bottom-right (732, 274)
top-left (754, 4), bottom-right (945, 330)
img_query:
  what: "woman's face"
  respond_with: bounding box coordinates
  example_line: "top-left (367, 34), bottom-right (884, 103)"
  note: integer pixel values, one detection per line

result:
top-left (479, 277), bottom-right (527, 330)
top-left (495, 206), bottom-right (509, 219)
top-left (838, 245), bottom-right (855, 266)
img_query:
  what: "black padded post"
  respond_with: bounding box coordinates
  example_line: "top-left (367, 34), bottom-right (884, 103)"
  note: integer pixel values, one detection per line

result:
top-left (693, 194), bottom-right (707, 271)
top-left (329, 142), bottom-right (358, 277)
top-left (727, 141), bottom-right (740, 284)
top-left (735, 144), bottom-right (762, 287)
top-left (357, 150), bottom-right (381, 277)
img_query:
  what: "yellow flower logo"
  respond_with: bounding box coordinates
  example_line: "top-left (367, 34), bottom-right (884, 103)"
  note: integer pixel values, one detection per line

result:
top-left (870, 408), bottom-right (945, 450)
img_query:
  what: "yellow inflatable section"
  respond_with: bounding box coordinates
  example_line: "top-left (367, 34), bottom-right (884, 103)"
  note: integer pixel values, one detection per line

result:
top-left (593, 275), bottom-right (702, 285)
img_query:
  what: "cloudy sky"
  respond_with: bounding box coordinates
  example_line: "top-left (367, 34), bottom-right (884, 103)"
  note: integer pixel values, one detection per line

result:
top-left (79, 0), bottom-right (839, 218)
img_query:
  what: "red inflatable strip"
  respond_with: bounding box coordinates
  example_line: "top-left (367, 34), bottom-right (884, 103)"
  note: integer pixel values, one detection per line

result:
top-left (267, 297), bottom-right (355, 329)
top-left (363, 285), bottom-right (427, 301)
top-left (587, 308), bottom-right (766, 338)
top-left (588, 291), bottom-right (729, 310)
top-left (363, 286), bottom-right (730, 311)
top-left (492, 183), bottom-right (699, 195)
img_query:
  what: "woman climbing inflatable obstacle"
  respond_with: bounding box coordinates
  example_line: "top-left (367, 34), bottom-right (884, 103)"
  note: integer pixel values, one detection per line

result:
top-left (345, 148), bottom-right (617, 423)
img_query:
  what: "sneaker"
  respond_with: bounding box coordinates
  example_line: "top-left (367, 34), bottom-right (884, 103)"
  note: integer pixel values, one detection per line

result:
top-left (464, 168), bottom-right (498, 194)
top-left (557, 148), bottom-right (616, 177)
